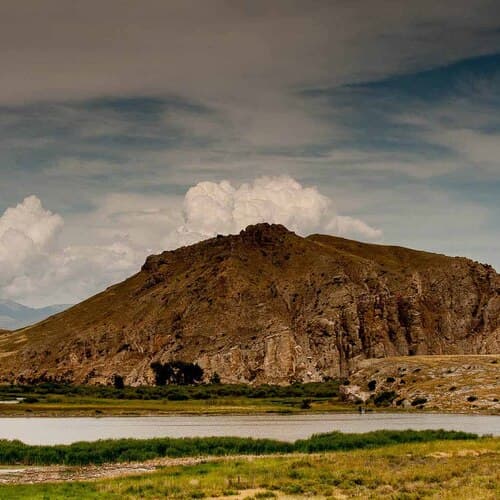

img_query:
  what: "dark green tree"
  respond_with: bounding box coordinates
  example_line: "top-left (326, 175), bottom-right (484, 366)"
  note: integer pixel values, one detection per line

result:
top-left (113, 374), bottom-right (125, 389)
top-left (150, 361), bottom-right (204, 386)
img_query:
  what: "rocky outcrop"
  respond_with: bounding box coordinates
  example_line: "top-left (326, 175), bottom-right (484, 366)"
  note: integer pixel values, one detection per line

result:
top-left (0, 223), bottom-right (498, 385)
top-left (346, 355), bottom-right (500, 413)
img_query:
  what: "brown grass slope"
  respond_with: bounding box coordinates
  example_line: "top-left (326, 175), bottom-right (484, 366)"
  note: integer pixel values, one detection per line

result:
top-left (0, 223), bottom-right (498, 385)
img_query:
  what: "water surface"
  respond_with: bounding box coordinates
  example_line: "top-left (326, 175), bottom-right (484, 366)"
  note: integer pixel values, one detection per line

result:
top-left (0, 413), bottom-right (498, 445)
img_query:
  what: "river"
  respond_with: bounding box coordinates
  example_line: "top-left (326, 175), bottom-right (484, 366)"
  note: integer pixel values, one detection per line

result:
top-left (0, 413), bottom-right (498, 445)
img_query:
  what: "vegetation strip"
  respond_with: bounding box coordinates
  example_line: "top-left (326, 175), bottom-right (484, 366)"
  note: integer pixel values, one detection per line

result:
top-left (0, 439), bottom-right (497, 499)
top-left (0, 430), bottom-right (478, 466)
top-left (0, 381), bottom-right (341, 402)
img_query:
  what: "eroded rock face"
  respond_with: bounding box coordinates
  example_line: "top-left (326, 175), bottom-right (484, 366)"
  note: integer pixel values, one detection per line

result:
top-left (0, 224), bottom-right (498, 385)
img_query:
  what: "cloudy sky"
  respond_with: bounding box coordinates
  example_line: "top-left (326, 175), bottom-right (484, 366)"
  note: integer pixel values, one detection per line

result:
top-left (0, 0), bottom-right (499, 307)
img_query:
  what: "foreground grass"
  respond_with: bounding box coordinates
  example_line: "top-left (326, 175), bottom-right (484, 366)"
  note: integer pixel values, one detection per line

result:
top-left (0, 430), bottom-right (478, 466)
top-left (1, 438), bottom-right (498, 499)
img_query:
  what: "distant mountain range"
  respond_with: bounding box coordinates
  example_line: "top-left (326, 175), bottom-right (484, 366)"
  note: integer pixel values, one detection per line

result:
top-left (0, 300), bottom-right (72, 330)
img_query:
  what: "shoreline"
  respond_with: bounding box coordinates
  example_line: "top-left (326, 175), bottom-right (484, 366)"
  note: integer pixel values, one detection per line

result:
top-left (0, 406), bottom-right (498, 417)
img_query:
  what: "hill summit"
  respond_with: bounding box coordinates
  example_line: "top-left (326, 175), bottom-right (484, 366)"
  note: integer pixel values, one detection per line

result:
top-left (0, 223), bottom-right (498, 385)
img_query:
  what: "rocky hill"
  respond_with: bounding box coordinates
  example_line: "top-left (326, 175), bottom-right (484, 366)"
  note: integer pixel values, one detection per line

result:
top-left (0, 223), bottom-right (498, 385)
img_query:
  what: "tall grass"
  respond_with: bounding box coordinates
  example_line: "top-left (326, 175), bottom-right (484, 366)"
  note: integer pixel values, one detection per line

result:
top-left (0, 430), bottom-right (477, 466)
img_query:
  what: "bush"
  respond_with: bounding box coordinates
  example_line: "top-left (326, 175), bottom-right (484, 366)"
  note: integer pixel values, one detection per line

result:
top-left (300, 399), bottom-right (312, 409)
top-left (411, 397), bottom-right (428, 406)
top-left (113, 375), bottom-right (125, 390)
top-left (167, 390), bottom-right (189, 401)
top-left (373, 391), bottom-right (398, 407)
top-left (150, 361), bottom-right (204, 386)
top-left (23, 396), bottom-right (39, 404)
top-left (367, 380), bottom-right (377, 391)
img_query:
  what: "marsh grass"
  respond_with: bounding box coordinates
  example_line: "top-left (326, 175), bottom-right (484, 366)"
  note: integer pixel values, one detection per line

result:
top-left (0, 430), bottom-right (477, 466)
top-left (0, 438), bottom-right (498, 499)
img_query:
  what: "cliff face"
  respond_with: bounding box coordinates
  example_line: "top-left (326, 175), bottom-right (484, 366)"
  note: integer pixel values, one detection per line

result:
top-left (0, 224), bottom-right (498, 385)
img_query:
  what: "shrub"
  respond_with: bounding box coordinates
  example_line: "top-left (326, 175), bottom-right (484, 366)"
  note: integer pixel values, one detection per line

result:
top-left (192, 390), bottom-right (211, 400)
top-left (167, 390), bottom-right (189, 401)
top-left (374, 391), bottom-right (398, 407)
top-left (150, 361), bottom-right (204, 386)
top-left (411, 397), bottom-right (428, 406)
top-left (23, 396), bottom-right (39, 404)
top-left (113, 375), bottom-right (125, 390)
top-left (300, 399), bottom-right (312, 409)
top-left (367, 380), bottom-right (377, 391)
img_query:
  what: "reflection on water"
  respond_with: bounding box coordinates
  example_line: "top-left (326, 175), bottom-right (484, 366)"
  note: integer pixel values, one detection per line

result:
top-left (0, 413), bottom-right (498, 445)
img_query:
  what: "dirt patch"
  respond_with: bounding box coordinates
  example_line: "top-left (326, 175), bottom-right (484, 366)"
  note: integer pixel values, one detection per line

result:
top-left (0, 454), bottom-right (298, 486)
top-left (0, 457), bottom-right (205, 485)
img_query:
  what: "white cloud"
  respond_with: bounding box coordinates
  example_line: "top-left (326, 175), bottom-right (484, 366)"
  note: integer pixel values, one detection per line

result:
top-left (328, 216), bottom-right (383, 240)
top-left (165, 176), bottom-right (382, 248)
top-left (0, 196), bottom-right (63, 287)
top-left (0, 196), bottom-right (146, 307)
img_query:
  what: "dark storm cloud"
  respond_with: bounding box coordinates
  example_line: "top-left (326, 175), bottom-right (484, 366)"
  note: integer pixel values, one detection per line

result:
top-left (1, 0), bottom-right (499, 104)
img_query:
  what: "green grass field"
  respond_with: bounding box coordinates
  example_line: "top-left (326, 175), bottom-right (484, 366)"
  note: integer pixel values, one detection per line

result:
top-left (0, 437), bottom-right (498, 499)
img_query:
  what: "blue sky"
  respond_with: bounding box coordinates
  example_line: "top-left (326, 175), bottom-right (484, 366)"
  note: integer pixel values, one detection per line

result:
top-left (0, 1), bottom-right (499, 306)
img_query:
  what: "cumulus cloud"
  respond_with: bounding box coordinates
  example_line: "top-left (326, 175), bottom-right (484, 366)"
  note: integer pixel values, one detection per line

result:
top-left (328, 216), bottom-right (383, 241)
top-left (165, 176), bottom-right (382, 248)
top-left (0, 196), bottom-right (146, 307)
top-left (0, 196), bottom-right (63, 287)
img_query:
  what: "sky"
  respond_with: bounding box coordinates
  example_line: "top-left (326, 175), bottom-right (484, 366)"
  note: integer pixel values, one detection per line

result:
top-left (0, 0), bottom-right (499, 307)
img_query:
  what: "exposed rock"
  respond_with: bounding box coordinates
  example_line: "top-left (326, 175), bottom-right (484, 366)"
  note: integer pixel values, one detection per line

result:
top-left (0, 223), bottom-right (498, 385)
top-left (339, 384), bottom-right (371, 403)
top-left (350, 355), bottom-right (500, 413)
